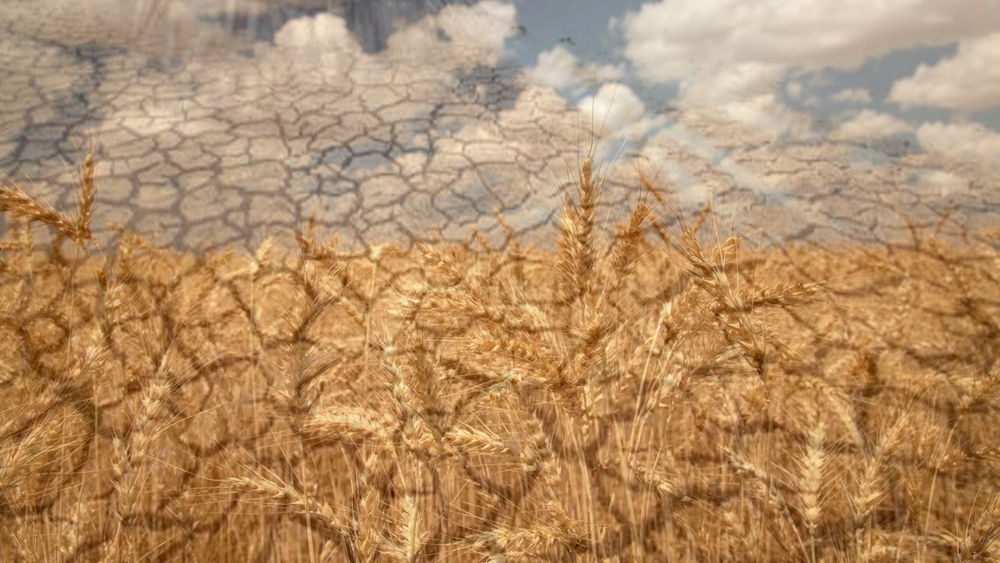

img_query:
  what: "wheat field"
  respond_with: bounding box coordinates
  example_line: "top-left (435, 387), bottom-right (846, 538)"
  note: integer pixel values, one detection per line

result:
top-left (1, 144), bottom-right (999, 563)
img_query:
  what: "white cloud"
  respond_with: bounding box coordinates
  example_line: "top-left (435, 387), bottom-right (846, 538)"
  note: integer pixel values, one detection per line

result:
top-left (678, 62), bottom-right (815, 140)
top-left (830, 110), bottom-right (912, 143)
top-left (274, 12), bottom-right (359, 52)
top-left (528, 45), bottom-right (624, 95)
top-left (890, 32), bottom-right (1000, 112)
top-left (501, 84), bottom-right (578, 123)
top-left (436, 0), bottom-right (517, 58)
top-left (528, 45), bottom-right (581, 91)
top-left (383, 0), bottom-right (517, 68)
top-left (831, 88), bottom-right (873, 104)
top-left (576, 83), bottom-right (664, 139)
top-left (679, 62), bottom-right (786, 106)
top-left (621, 0), bottom-right (1000, 84)
top-left (617, 0), bottom-right (1000, 138)
top-left (917, 121), bottom-right (1000, 171)
top-left (718, 95), bottom-right (815, 141)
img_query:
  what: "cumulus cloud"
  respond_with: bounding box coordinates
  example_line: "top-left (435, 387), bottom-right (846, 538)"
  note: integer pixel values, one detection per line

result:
top-left (436, 0), bottom-right (517, 58)
top-left (382, 0), bottom-right (517, 68)
top-left (528, 45), bottom-right (580, 92)
top-left (617, 0), bottom-right (1000, 138)
top-left (576, 83), bottom-right (664, 139)
top-left (527, 45), bottom-right (625, 95)
top-left (274, 12), bottom-right (359, 52)
top-left (620, 0), bottom-right (1000, 83)
top-left (679, 62), bottom-right (786, 106)
top-left (831, 88), bottom-right (873, 104)
top-left (917, 121), bottom-right (1000, 171)
top-left (830, 110), bottom-right (913, 143)
top-left (720, 96), bottom-right (816, 141)
top-left (889, 32), bottom-right (1000, 112)
top-left (678, 62), bottom-right (815, 140)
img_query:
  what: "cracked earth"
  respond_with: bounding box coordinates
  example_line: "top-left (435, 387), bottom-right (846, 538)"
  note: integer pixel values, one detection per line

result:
top-left (2, 0), bottom-right (997, 256)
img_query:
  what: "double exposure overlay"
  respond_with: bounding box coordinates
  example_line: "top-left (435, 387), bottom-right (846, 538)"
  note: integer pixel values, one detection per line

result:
top-left (1, 2), bottom-right (999, 563)
top-left (1, 0), bottom-right (997, 252)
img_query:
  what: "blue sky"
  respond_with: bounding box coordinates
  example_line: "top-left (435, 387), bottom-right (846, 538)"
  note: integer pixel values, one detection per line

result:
top-left (510, 0), bottom-right (1000, 144)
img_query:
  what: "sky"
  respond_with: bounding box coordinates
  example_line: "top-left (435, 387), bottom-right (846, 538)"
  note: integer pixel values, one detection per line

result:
top-left (516, 0), bottom-right (1000, 149)
top-left (1, 0), bottom-right (998, 251)
top-left (203, 0), bottom-right (1000, 173)
top-left (114, 0), bottom-right (1000, 160)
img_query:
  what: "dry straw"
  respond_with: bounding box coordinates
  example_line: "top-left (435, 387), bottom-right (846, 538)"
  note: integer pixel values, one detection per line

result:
top-left (0, 139), bottom-right (999, 563)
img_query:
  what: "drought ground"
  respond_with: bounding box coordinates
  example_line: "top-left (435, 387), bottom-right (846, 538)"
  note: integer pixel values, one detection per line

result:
top-left (1, 0), bottom-right (996, 257)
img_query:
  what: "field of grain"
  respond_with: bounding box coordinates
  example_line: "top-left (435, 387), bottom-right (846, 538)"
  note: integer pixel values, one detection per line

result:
top-left (1, 147), bottom-right (999, 563)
